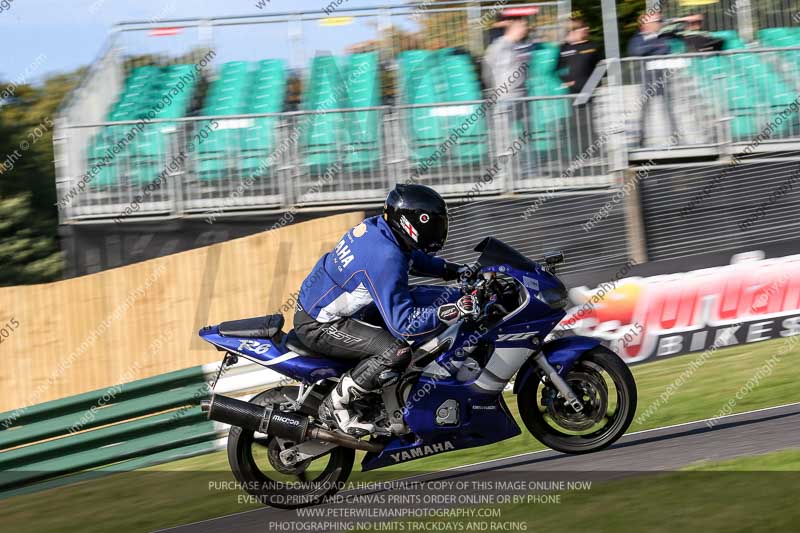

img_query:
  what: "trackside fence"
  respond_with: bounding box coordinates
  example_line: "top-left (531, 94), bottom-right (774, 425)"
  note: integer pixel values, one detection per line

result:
top-left (0, 359), bottom-right (283, 498)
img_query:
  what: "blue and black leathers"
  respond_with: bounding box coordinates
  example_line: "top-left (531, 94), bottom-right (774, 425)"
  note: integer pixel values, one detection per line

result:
top-left (298, 215), bottom-right (457, 340)
top-left (294, 216), bottom-right (458, 391)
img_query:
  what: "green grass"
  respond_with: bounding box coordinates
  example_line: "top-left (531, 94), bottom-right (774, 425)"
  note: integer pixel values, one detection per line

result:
top-left (392, 449), bottom-right (800, 533)
top-left (2, 338), bottom-right (799, 532)
top-left (683, 448), bottom-right (800, 471)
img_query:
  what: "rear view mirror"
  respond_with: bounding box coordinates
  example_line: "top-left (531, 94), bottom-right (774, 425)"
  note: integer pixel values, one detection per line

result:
top-left (543, 251), bottom-right (565, 266)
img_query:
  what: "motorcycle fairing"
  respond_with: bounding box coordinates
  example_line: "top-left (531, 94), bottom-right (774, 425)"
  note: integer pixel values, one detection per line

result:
top-left (361, 387), bottom-right (520, 471)
top-left (200, 238), bottom-right (601, 472)
top-left (512, 335), bottom-right (602, 394)
top-left (361, 265), bottom-right (575, 470)
top-left (198, 325), bottom-right (354, 383)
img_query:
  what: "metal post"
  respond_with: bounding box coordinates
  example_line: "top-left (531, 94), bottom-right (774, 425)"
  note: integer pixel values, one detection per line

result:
top-left (198, 18), bottom-right (213, 47)
top-left (53, 116), bottom-right (69, 224)
top-left (601, 0), bottom-right (645, 260)
top-left (467, 1), bottom-right (483, 57)
top-left (556, 0), bottom-right (570, 42)
top-left (623, 169), bottom-right (649, 264)
top-left (737, 0), bottom-right (754, 42)
top-left (600, 0), bottom-right (627, 171)
top-left (378, 8), bottom-right (392, 64)
top-left (289, 14), bottom-right (304, 70)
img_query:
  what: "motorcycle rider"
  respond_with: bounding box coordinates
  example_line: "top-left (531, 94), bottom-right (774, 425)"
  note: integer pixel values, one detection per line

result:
top-left (294, 184), bottom-right (476, 436)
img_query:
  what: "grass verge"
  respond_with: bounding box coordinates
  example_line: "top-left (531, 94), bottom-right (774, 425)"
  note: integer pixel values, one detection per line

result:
top-left (390, 449), bottom-right (800, 533)
top-left (1, 338), bottom-right (799, 532)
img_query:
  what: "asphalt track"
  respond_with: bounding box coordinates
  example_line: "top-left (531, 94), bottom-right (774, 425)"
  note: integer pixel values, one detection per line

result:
top-left (158, 402), bottom-right (800, 533)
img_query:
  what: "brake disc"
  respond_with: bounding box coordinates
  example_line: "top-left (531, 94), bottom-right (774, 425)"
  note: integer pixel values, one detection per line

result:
top-left (544, 367), bottom-right (609, 432)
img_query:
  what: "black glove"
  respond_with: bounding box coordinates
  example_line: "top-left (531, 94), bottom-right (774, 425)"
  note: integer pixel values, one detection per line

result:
top-left (443, 262), bottom-right (475, 282)
top-left (437, 294), bottom-right (479, 325)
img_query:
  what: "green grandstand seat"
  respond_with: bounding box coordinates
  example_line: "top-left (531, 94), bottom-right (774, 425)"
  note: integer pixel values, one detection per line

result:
top-left (532, 42), bottom-right (560, 77)
top-left (194, 59), bottom-right (287, 180)
top-left (343, 52), bottom-right (380, 170)
top-left (527, 46), bottom-right (571, 155)
top-left (399, 50), bottom-right (446, 163)
top-left (303, 55), bottom-right (349, 171)
top-left (440, 53), bottom-right (486, 164)
top-left (688, 44), bottom-right (776, 143)
top-left (92, 162), bottom-right (120, 188)
top-left (196, 120), bottom-right (235, 181)
top-left (239, 118), bottom-right (277, 178)
top-left (711, 31), bottom-right (744, 50)
top-left (758, 27), bottom-right (800, 47)
top-left (87, 125), bottom-right (134, 188)
top-left (88, 63), bottom-right (200, 188)
top-left (240, 61), bottom-right (286, 176)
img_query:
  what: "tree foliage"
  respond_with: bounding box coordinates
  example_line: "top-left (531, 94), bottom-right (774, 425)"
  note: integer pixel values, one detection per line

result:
top-left (0, 193), bottom-right (63, 285)
top-left (0, 69), bottom-right (81, 286)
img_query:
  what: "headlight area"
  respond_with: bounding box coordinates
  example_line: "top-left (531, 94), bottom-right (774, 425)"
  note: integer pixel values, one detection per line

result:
top-left (535, 286), bottom-right (568, 309)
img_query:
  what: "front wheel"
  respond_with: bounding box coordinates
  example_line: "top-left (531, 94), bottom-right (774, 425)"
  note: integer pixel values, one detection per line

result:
top-left (227, 386), bottom-right (355, 509)
top-left (518, 346), bottom-right (637, 454)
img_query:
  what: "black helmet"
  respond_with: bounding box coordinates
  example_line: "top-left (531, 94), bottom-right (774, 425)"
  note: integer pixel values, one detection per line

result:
top-left (384, 184), bottom-right (449, 253)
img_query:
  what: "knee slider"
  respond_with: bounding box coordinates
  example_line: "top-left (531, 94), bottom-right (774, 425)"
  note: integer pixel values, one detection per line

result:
top-left (383, 345), bottom-right (411, 369)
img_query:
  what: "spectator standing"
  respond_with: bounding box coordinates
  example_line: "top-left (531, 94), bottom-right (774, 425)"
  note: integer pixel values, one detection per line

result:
top-left (557, 16), bottom-right (602, 163)
top-left (627, 11), bottom-right (681, 147)
top-left (664, 13), bottom-right (724, 52)
top-left (482, 14), bottom-right (531, 173)
top-left (557, 17), bottom-right (601, 95)
top-left (483, 14), bottom-right (530, 104)
top-left (486, 18), bottom-right (510, 47)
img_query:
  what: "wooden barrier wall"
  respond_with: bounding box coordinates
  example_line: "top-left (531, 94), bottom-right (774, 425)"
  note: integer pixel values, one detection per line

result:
top-left (0, 212), bottom-right (364, 412)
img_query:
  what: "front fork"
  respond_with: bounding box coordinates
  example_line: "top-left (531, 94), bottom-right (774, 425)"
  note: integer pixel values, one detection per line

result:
top-left (530, 351), bottom-right (583, 413)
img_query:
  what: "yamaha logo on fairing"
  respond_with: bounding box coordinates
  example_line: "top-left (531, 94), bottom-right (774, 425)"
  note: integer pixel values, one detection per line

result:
top-left (272, 414), bottom-right (301, 427)
top-left (389, 441), bottom-right (455, 463)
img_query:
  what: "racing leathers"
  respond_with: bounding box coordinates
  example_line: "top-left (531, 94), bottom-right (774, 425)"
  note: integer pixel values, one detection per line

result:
top-left (294, 215), bottom-right (469, 434)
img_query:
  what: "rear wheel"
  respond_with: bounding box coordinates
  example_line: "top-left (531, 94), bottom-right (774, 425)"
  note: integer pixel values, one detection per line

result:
top-left (227, 386), bottom-right (355, 509)
top-left (518, 347), bottom-right (637, 454)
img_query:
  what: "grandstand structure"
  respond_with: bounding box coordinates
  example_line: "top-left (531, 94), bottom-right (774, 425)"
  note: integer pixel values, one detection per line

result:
top-left (53, 1), bottom-right (800, 274)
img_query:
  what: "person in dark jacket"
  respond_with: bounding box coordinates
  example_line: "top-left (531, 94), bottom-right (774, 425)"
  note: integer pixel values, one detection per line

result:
top-left (295, 184), bottom-right (474, 436)
top-left (556, 17), bottom-right (602, 162)
top-left (627, 12), bottom-right (681, 147)
top-left (663, 13), bottom-right (724, 52)
top-left (557, 17), bottom-right (601, 95)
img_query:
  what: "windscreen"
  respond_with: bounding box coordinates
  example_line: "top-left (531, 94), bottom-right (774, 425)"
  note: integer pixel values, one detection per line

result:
top-left (474, 237), bottom-right (539, 272)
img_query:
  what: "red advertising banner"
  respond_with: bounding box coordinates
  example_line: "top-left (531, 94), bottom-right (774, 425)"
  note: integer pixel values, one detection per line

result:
top-left (149, 27), bottom-right (181, 37)
top-left (502, 7), bottom-right (540, 16)
top-left (557, 251), bottom-right (800, 363)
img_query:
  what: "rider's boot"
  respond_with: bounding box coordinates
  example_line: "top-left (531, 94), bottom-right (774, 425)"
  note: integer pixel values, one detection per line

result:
top-left (319, 372), bottom-right (375, 437)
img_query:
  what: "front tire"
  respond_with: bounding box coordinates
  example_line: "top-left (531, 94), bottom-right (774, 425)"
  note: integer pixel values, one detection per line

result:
top-left (227, 386), bottom-right (355, 509)
top-left (518, 346), bottom-right (637, 454)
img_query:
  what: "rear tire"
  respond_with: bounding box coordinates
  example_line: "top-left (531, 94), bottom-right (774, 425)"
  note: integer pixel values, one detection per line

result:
top-left (518, 346), bottom-right (637, 454)
top-left (227, 386), bottom-right (355, 509)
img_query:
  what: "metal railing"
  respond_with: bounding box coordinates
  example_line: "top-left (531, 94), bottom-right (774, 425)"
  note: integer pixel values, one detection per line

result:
top-left (0, 359), bottom-right (283, 497)
top-left (57, 95), bottom-right (612, 220)
top-left (53, 2), bottom-right (800, 223)
top-left (104, 2), bottom-right (566, 76)
top-left (620, 46), bottom-right (800, 155)
top-left (657, 0), bottom-right (742, 33)
top-left (754, 0), bottom-right (800, 30)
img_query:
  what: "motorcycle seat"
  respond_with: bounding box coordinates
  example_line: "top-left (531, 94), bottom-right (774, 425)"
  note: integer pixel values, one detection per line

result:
top-left (285, 330), bottom-right (320, 357)
top-left (219, 314), bottom-right (285, 339)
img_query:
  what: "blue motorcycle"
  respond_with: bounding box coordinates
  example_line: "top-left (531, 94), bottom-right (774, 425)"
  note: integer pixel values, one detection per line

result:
top-left (200, 238), bottom-right (637, 508)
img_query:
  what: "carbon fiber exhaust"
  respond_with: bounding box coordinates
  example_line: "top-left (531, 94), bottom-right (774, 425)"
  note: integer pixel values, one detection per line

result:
top-left (201, 394), bottom-right (383, 453)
